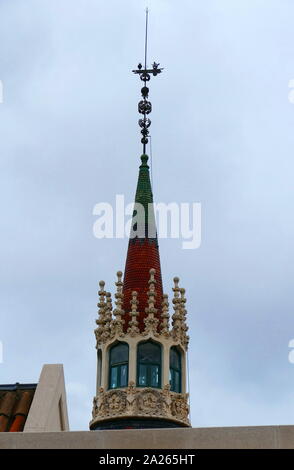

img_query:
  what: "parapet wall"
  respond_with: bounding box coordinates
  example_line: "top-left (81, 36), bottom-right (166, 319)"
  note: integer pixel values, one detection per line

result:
top-left (0, 426), bottom-right (294, 449)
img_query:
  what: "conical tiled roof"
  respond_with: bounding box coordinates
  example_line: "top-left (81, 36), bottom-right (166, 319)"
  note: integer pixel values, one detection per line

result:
top-left (123, 154), bottom-right (163, 331)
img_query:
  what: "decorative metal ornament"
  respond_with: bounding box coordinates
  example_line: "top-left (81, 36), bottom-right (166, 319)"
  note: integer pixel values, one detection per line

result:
top-left (132, 8), bottom-right (164, 154)
top-left (138, 100), bottom-right (152, 115)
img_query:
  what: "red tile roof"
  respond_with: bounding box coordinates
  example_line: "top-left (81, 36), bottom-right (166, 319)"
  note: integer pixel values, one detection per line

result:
top-left (123, 238), bottom-right (163, 331)
top-left (0, 384), bottom-right (36, 432)
top-left (123, 154), bottom-right (163, 332)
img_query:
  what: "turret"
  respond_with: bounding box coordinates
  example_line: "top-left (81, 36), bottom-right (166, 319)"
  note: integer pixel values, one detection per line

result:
top-left (90, 10), bottom-right (190, 430)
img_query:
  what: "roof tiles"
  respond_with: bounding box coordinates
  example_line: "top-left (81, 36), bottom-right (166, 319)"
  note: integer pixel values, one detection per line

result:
top-left (0, 384), bottom-right (36, 432)
top-left (123, 154), bottom-right (163, 331)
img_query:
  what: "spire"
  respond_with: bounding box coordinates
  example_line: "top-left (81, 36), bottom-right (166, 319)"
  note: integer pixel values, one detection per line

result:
top-left (123, 154), bottom-right (163, 332)
top-left (123, 10), bottom-right (164, 332)
top-left (90, 10), bottom-right (190, 431)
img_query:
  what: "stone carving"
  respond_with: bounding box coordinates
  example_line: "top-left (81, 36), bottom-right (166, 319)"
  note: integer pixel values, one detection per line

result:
top-left (92, 396), bottom-right (98, 419)
top-left (108, 391), bottom-right (126, 413)
top-left (90, 384), bottom-right (190, 428)
top-left (137, 389), bottom-right (162, 415)
top-left (96, 389), bottom-right (127, 418)
top-left (127, 291), bottom-right (140, 336)
top-left (95, 269), bottom-right (189, 349)
top-left (142, 268), bottom-right (159, 337)
top-left (111, 271), bottom-right (125, 337)
top-left (94, 281), bottom-right (107, 344)
top-left (160, 294), bottom-right (170, 337)
top-left (171, 277), bottom-right (189, 350)
top-left (170, 393), bottom-right (190, 421)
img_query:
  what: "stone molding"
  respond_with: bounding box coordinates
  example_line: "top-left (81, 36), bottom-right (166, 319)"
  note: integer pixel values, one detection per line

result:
top-left (90, 383), bottom-right (190, 429)
top-left (95, 272), bottom-right (189, 351)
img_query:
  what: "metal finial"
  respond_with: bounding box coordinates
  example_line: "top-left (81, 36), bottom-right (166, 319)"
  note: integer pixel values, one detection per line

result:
top-left (132, 9), bottom-right (164, 154)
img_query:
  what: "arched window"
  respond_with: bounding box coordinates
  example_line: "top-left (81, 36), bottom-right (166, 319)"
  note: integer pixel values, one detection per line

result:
top-left (109, 342), bottom-right (129, 389)
top-left (137, 341), bottom-right (161, 388)
top-left (169, 347), bottom-right (182, 393)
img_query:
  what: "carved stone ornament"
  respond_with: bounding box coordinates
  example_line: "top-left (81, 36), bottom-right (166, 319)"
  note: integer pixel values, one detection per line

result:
top-left (95, 270), bottom-right (189, 349)
top-left (90, 384), bottom-right (190, 428)
top-left (171, 393), bottom-right (190, 421)
top-left (99, 389), bottom-right (127, 418)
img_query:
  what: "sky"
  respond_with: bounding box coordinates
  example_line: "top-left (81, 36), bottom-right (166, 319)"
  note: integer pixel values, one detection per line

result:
top-left (0, 0), bottom-right (294, 430)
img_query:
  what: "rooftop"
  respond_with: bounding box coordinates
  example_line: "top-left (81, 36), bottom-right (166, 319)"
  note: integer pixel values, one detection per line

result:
top-left (0, 383), bottom-right (37, 432)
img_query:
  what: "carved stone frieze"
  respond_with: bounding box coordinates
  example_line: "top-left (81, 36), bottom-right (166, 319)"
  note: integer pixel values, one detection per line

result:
top-left (90, 384), bottom-right (190, 428)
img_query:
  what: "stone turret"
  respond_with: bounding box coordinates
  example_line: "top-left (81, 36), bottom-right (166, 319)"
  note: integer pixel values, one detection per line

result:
top-left (90, 155), bottom-right (190, 430)
top-left (90, 15), bottom-right (190, 430)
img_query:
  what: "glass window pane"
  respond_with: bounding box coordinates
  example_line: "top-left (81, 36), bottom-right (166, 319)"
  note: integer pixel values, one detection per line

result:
top-left (170, 347), bottom-right (181, 370)
top-left (110, 366), bottom-right (118, 389)
top-left (110, 343), bottom-right (128, 365)
top-left (138, 364), bottom-right (147, 386)
top-left (170, 369), bottom-right (174, 390)
top-left (120, 364), bottom-right (128, 387)
top-left (170, 370), bottom-right (181, 393)
top-left (138, 342), bottom-right (161, 364)
top-left (175, 371), bottom-right (180, 393)
top-left (150, 365), bottom-right (159, 387)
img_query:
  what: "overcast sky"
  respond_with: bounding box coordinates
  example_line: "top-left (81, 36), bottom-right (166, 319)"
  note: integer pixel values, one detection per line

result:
top-left (1, 0), bottom-right (294, 430)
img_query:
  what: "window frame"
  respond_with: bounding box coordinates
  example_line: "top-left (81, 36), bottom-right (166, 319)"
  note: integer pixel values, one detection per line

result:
top-left (108, 342), bottom-right (129, 390)
top-left (169, 346), bottom-right (182, 393)
top-left (137, 340), bottom-right (162, 389)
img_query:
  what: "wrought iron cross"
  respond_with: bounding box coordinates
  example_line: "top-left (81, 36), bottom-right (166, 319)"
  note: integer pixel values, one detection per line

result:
top-left (132, 8), bottom-right (163, 154)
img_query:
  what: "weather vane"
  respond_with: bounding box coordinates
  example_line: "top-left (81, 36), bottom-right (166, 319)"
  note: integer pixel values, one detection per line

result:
top-left (132, 8), bottom-right (164, 154)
